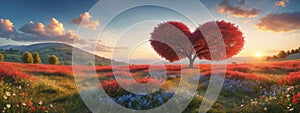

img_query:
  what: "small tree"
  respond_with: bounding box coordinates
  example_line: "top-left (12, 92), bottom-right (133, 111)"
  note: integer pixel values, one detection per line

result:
top-left (22, 52), bottom-right (34, 63)
top-left (296, 48), bottom-right (300, 53)
top-left (33, 52), bottom-right (41, 64)
top-left (48, 55), bottom-right (59, 65)
top-left (277, 51), bottom-right (287, 59)
top-left (291, 49), bottom-right (296, 54)
top-left (150, 21), bottom-right (244, 68)
top-left (0, 53), bottom-right (4, 62)
top-left (272, 55), bottom-right (278, 59)
top-left (265, 56), bottom-right (272, 61)
top-left (287, 50), bottom-right (291, 55)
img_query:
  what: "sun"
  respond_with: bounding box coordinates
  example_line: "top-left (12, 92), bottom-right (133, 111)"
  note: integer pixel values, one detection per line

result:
top-left (255, 52), bottom-right (262, 57)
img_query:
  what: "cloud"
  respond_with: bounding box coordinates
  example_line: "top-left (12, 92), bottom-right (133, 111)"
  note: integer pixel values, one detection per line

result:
top-left (46, 18), bottom-right (64, 36)
top-left (0, 19), bottom-right (15, 38)
top-left (70, 12), bottom-right (99, 30)
top-left (0, 19), bottom-right (14, 32)
top-left (217, 0), bottom-right (261, 18)
top-left (0, 18), bottom-right (83, 44)
top-left (255, 12), bottom-right (300, 32)
top-left (19, 21), bottom-right (47, 36)
top-left (275, 0), bottom-right (289, 7)
top-left (82, 41), bottom-right (127, 53)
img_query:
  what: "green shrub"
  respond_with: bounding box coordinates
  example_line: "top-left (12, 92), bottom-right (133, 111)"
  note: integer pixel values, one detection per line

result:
top-left (33, 52), bottom-right (41, 64)
top-left (48, 55), bottom-right (59, 65)
top-left (22, 51), bottom-right (33, 63)
top-left (0, 53), bottom-right (4, 62)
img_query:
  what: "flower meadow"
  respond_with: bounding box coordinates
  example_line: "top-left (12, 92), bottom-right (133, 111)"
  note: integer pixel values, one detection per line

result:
top-left (0, 60), bottom-right (300, 112)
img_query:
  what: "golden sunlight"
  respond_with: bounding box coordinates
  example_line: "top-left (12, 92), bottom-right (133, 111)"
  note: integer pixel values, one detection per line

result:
top-left (255, 52), bottom-right (262, 57)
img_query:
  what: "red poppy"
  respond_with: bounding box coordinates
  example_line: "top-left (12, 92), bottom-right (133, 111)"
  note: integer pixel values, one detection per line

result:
top-left (260, 96), bottom-right (264, 99)
top-left (31, 106), bottom-right (36, 112)
top-left (294, 95), bottom-right (298, 100)
top-left (292, 99), bottom-right (299, 104)
top-left (19, 92), bottom-right (25, 96)
top-left (27, 102), bottom-right (33, 106)
top-left (41, 106), bottom-right (46, 111)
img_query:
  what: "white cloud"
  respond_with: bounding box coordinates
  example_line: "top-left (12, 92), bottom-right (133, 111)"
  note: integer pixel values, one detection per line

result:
top-left (70, 12), bottom-right (100, 30)
top-left (46, 18), bottom-right (65, 36)
top-left (13, 18), bottom-right (79, 43)
top-left (0, 19), bottom-right (14, 33)
top-left (19, 21), bottom-right (47, 36)
top-left (218, 0), bottom-right (261, 18)
top-left (256, 12), bottom-right (300, 32)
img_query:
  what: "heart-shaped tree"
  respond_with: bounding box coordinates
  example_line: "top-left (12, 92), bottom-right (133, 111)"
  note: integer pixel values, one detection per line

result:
top-left (150, 20), bottom-right (244, 68)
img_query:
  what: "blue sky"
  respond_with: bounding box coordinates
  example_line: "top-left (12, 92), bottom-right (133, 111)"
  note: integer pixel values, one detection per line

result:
top-left (0, 0), bottom-right (98, 28)
top-left (0, 0), bottom-right (300, 63)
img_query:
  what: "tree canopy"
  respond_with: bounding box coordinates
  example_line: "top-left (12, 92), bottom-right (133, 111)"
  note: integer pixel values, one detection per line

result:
top-left (48, 55), bottom-right (59, 65)
top-left (22, 52), bottom-right (34, 64)
top-left (150, 20), bottom-right (244, 68)
top-left (33, 52), bottom-right (41, 64)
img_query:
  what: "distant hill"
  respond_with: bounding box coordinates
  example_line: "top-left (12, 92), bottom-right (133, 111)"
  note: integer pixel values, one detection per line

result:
top-left (0, 43), bottom-right (127, 66)
top-left (284, 53), bottom-right (300, 60)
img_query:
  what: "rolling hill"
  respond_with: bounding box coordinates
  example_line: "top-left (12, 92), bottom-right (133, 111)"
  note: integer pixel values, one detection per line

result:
top-left (0, 43), bottom-right (127, 66)
top-left (285, 53), bottom-right (300, 60)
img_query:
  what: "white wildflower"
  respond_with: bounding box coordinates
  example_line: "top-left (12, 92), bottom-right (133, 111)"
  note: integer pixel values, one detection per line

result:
top-left (39, 101), bottom-right (42, 105)
top-left (6, 104), bottom-right (10, 109)
top-left (5, 92), bottom-right (10, 96)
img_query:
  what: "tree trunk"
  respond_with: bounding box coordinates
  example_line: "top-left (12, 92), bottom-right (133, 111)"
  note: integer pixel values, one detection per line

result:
top-left (188, 57), bottom-right (195, 68)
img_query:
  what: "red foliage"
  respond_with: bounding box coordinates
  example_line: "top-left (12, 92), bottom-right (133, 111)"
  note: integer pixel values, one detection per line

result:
top-left (150, 20), bottom-right (244, 66)
top-left (150, 21), bottom-right (194, 62)
top-left (194, 20), bottom-right (244, 60)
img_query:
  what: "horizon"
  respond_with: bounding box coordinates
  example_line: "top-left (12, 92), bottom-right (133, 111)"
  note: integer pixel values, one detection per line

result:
top-left (0, 1), bottom-right (300, 112)
top-left (0, 0), bottom-right (299, 64)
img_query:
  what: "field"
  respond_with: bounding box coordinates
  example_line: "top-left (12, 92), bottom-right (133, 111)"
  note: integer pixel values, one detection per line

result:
top-left (0, 60), bottom-right (300, 113)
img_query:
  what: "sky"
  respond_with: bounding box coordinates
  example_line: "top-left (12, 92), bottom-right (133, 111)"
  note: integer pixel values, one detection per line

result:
top-left (0, 0), bottom-right (300, 63)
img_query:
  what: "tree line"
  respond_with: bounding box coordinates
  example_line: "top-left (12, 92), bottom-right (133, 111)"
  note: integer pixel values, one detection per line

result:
top-left (0, 51), bottom-right (59, 65)
top-left (266, 47), bottom-right (300, 60)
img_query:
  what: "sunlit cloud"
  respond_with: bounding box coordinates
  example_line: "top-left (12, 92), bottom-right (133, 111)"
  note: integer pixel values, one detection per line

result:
top-left (0, 19), bottom-right (14, 32)
top-left (19, 21), bottom-right (47, 36)
top-left (217, 0), bottom-right (261, 18)
top-left (275, 0), bottom-right (289, 7)
top-left (0, 19), bottom-right (15, 38)
top-left (70, 12), bottom-right (100, 30)
top-left (46, 18), bottom-right (65, 36)
top-left (0, 18), bottom-right (82, 44)
top-left (255, 12), bottom-right (300, 32)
